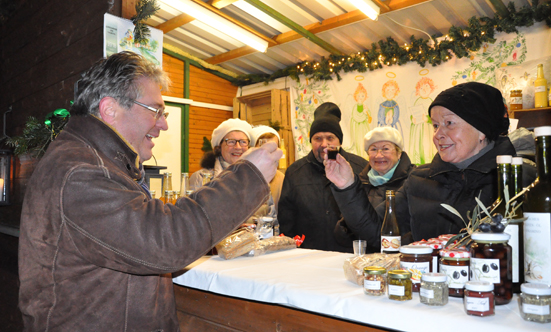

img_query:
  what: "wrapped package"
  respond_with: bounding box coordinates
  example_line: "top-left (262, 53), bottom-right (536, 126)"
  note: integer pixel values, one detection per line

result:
top-left (215, 228), bottom-right (257, 260)
top-left (343, 253), bottom-right (401, 286)
top-left (247, 236), bottom-right (296, 257)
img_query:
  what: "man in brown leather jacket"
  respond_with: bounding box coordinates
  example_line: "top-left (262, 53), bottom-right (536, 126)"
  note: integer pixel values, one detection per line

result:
top-left (18, 51), bottom-right (281, 331)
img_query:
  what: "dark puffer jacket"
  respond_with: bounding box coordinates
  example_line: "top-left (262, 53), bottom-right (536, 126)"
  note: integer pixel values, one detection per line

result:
top-left (278, 149), bottom-right (367, 252)
top-left (18, 115), bottom-right (269, 331)
top-left (334, 152), bottom-right (415, 252)
top-left (332, 136), bottom-right (536, 248)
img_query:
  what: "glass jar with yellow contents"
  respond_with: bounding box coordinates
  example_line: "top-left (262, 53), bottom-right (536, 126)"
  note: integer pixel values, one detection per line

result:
top-left (388, 269), bottom-right (412, 301)
top-left (510, 90), bottom-right (523, 111)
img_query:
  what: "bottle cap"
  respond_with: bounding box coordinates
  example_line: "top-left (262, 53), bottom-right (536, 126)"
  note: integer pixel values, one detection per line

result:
top-left (440, 249), bottom-right (470, 258)
top-left (364, 266), bottom-right (387, 275)
top-left (534, 126), bottom-right (551, 137)
top-left (496, 155), bottom-right (512, 164)
top-left (471, 232), bottom-right (511, 242)
top-left (399, 245), bottom-right (433, 254)
top-left (521, 283), bottom-right (551, 296)
top-left (511, 157), bottom-right (523, 165)
top-left (421, 273), bottom-right (447, 282)
top-left (388, 269), bottom-right (412, 279)
top-left (465, 281), bottom-right (493, 292)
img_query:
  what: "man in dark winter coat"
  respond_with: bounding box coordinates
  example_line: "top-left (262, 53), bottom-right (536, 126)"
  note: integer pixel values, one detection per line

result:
top-left (278, 102), bottom-right (368, 252)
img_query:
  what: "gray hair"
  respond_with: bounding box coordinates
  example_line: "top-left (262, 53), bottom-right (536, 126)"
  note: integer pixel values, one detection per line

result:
top-left (71, 51), bottom-right (169, 117)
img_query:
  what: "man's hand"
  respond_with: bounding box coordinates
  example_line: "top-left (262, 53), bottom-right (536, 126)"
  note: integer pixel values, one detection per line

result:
top-left (241, 141), bottom-right (282, 183)
top-left (324, 150), bottom-right (355, 189)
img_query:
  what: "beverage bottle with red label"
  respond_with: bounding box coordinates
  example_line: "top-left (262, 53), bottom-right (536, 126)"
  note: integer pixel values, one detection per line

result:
top-left (381, 190), bottom-right (400, 253)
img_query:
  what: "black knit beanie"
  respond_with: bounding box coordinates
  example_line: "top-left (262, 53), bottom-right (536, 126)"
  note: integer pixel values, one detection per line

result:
top-left (428, 82), bottom-right (509, 141)
top-left (309, 102), bottom-right (343, 143)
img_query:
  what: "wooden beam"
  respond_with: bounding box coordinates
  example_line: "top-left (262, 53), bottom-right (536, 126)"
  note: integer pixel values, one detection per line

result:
top-left (487, 0), bottom-right (510, 17)
top-left (155, 13), bottom-right (195, 33)
top-left (246, 0), bottom-right (344, 55)
top-left (208, 0), bottom-right (240, 9)
top-left (122, 0), bottom-right (137, 20)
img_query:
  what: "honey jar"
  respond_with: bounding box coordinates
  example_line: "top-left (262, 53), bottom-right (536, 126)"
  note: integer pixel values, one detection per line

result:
top-left (510, 90), bottom-right (523, 111)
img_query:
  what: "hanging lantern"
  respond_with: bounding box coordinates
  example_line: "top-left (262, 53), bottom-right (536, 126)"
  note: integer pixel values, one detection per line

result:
top-left (0, 150), bottom-right (14, 205)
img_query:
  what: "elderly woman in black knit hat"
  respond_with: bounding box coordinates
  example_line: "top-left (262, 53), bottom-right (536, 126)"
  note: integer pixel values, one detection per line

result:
top-left (325, 82), bottom-right (536, 245)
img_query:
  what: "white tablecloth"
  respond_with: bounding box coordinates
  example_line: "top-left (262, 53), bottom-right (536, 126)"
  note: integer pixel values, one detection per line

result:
top-left (173, 248), bottom-right (547, 332)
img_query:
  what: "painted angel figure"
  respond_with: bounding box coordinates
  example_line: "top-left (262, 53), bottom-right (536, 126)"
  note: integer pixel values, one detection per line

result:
top-left (377, 80), bottom-right (403, 138)
top-left (409, 77), bottom-right (437, 164)
top-left (349, 83), bottom-right (372, 157)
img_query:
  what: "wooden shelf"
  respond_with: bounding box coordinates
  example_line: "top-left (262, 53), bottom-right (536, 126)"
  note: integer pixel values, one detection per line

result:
top-left (512, 106), bottom-right (551, 128)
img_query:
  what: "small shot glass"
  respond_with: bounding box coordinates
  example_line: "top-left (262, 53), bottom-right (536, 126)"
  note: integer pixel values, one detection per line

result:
top-left (327, 145), bottom-right (340, 160)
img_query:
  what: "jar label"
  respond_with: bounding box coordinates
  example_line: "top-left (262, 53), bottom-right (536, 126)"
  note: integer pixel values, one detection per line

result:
top-left (471, 258), bottom-right (500, 283)
top-left (364, 279), bottom-right (381, 290)
top-left (523, 303), bottom-right (550, 315)
top-left (440, 264), bottom-right (468, 288)
top-left (524, 212), bottom-right (551, 284)
top-left (420, 287), bottom-right (434, 299)
top-left (504, 223), bottom-right (520, 283)
top-left (510, 97), bottom-right (522, 104)
top-left (465, 296), bottom-right (490, 312)
top-left (388, 284), bottom-right (405, 296)
top-left (400, 261), bottom-right (430, 284)
top-left (381, 236), bottom-right (400, 252)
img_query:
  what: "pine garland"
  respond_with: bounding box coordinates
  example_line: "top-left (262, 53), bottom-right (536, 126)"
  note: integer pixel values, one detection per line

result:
top-left (232, 1), bottom-right (551, 87)
top-left (132, 0), bottom-right (160, 45)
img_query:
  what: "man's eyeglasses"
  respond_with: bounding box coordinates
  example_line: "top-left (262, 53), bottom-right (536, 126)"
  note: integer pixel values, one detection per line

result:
top-left (133, 100), bottom-right (169, 120)
top-left (224, 138), bottom-right (249, 147)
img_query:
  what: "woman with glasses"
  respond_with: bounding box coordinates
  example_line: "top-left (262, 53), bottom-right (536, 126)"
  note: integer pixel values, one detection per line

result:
top-left (189, 118), bottom-right (253, 191)
top-left (333, 127), bottom-right (414, 252)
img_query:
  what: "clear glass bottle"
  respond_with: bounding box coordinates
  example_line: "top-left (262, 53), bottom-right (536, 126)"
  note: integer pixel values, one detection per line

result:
top-left (380, 190), bottom-right (400, 253)
top-left (180, 172), bottom-right (189, 197)
top-left (150, 190), bottom-right (156, 199)
top-left (464, 281), bottom-right (495, 317)
top-left (524, 126), bottom-right (551, 285)
top-left (420, 273), bottom-right (448, 306)
top-left (278, 138), bottom-right (287, 170)
top-left (470, 232), bottom-right (512, 305)
top-left (363, 266), bottom-right (387, 296)
top-left (520, 283), bottom-right (551, 323)
top-left (535, 64), bottom-right (548, 108)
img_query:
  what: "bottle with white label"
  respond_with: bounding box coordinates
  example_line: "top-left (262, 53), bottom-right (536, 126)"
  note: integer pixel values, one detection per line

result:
top-left (380, 190), bottom-right (400, 253)
top-left (524, 126), bottom-right (551, 285)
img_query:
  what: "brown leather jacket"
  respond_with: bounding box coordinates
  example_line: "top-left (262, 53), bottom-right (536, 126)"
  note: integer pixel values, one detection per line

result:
top-left (18, 115), bottom-right (269, 331)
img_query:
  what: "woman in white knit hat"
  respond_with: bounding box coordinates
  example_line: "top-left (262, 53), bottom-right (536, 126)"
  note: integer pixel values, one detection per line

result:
top-left (333, 126), bottom-right (415, 252)
top-left (250, 125), bottom-right (285, 211)
top-left (189, 118), bottom-right (253, 190)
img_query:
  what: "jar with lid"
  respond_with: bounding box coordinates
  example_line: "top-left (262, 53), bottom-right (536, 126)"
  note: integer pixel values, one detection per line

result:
top-left (399, 245), bottom-right (432, 292)
top-left (464, 281), bottom-right (495, 317)
top-left (520, 283), bottom-right (551, 323)
top-left (470, 232), bottom-right (512, 305)
top-left (363, 266), bottom-right (387, 296)
top-left (420, 273), bottom-right (448, 306)
top-left (387, 269), bottom-right (412, 301)
top-left (510, 90), bottom-right (523, 111)
top-left (439, 249), bottom-right (470, 297)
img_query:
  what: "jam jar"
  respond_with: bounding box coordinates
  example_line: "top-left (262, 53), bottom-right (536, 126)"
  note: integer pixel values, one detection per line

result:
top-left (420, 273), bottom-right (448, 306)
top-left (510, 89), bottom-right (523, 111)
top-left (411, 240), bottom-right (442, 272)
top-left (464, 281), bottom-right (495, 317)
top-left (439, 249), bottom-right (470, 297)
top-left (363, 266), bottom-right (387, 296)
top-left (399, 245), bottom-right (432, 292)
top-left (387, 269), bottom-right (412, 301)
top-left (470, 232), bottom-right (512, 305)
top-left (520, 283), bottom-right (551, 323)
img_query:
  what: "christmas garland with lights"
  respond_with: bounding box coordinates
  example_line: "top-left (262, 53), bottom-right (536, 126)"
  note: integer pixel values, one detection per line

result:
top-left (232, 1), bottom-right (551, 87)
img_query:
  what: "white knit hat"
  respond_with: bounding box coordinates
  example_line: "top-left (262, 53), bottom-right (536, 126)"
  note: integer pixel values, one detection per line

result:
top-left (250, 125), bottom-right (280, 146)
top-left (211, 118), bottom-right (253, 147)
top-left (363, 127), bottom-right (404, 152)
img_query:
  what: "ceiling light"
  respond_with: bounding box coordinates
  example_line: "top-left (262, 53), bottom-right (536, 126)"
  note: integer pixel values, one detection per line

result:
top-left (159, 0), bottom-right (269, 52)
top-left (348, 0), bottom-right (380, 21)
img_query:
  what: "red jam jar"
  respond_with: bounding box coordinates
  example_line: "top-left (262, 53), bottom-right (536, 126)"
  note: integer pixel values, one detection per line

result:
top-left (470, 232), bottom-right (512, 305)
top-left (464, 281), bottom-right (495, 317)
top-left (399, 245), bottom-right (433, 292)
top-left (439, 249), bottom-right (470, 297)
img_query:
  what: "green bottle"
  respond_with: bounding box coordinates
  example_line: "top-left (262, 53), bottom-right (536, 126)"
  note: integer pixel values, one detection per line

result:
top-left (505, 156), bottom-right (524, 292)
top-left (490, 155), bottom-right (512, 217)
top-left (524, 126), bottom-right (551, 285)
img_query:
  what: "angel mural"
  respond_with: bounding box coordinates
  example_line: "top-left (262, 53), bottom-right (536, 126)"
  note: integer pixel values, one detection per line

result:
top-left (409, 77), bottom-right (437, 165)
top-left (349, 83), bottom-right (373, 157)
top-left (378, 80), bottom-right (403, 138)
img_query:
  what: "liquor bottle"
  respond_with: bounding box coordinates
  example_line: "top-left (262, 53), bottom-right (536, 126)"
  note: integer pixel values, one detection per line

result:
top-left (381, 190), bottom-right (400, 253)
top-left (202, 172), bottom-right (213, 186)
top-left (173, 191), bottom-right (180, 204)
top-left (167, 172), bottom-right (173, 191)
top-left (167, 191), bottom-right (174, 205)
top-left (534, 64), bottom-right (548, 108)
top-left (278, 138), bottom-right (287, 170)
top-left (505, 156), bottom-right (525, 293)
top-left (524, 126), bottom-right (551, 285)
top-left (161, 173), bottom-right (169, 202)
top-left (180, 172), bottom-right (189, 197)
top-left (150, 190), bottom-right (156, 199)
top-left (490, 155), bottom-right (512, 218)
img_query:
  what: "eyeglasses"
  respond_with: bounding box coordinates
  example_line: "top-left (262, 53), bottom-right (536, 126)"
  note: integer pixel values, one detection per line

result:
top-left (367, 146), bottom-right (396, 156)
top-left (224, 138), bottom-right (249, 147)
top-left (133, 100), bottom-right (169, 120)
